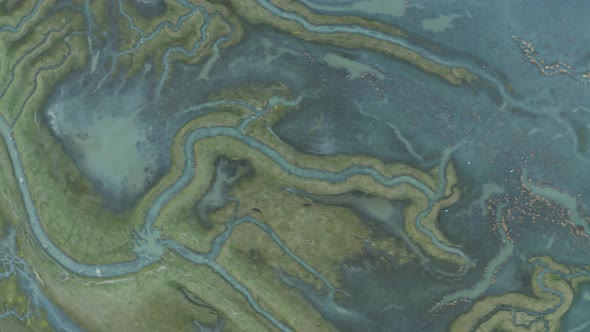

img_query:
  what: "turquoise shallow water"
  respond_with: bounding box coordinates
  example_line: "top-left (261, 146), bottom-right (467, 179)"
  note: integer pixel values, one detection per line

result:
top-left (3, 0), bottom-right (590, 330)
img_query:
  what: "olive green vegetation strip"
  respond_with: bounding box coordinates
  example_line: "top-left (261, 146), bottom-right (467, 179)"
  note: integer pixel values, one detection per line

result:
top-left (11, 33), bottom-right (142, 265)
top-left (157, 134), bottom-right (371, 288)
top-left (10, 92), bottom-right (287, 330)
top-left (156, 95), bottom-right (466, 282)
top-left (450, 256), bottom-right (590, 332)
top-left (1, 2), bottom-right (311, 331)
top-left (3, 0), bottom-right (468, 272)
top-left (242, 103), bottom-right (468, 269)
top-left (115, 0), bottom-right (243, 79)
top-left (217, 223), bottom-right (338, 332)
top-left (0, 276), bottom-right (53, 331)
top-left (3, 1), bottom-right (241, 264)
top-left (0, 1), bottom-right (471, 330)
top-left (0, 133), bottom-right (27, 236)
top-left (227, 0), bottom-right (476, 85)
top-left (0, 0), bottom-right (49, 34)
top-left (0, 4), bottom-right (75, 123)
top-left (23, 241), bottom-right (276, 332)
top-left (149, 87), bottom-right (466, 327)
top-left (148, 94), bottom-right (468, 328)
top-left (243, 104), bottom-right (438, 191)
top-left (11, 102), bottom-right (277, 330)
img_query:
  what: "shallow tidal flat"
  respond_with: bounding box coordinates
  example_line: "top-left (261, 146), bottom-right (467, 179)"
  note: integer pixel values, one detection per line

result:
top-left (3, 0), bottom-right (590, 331)
top-left (228, 0), bottom-right (476, 85)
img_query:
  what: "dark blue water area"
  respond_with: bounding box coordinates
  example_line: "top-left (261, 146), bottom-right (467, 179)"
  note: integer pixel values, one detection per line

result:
top-left (563, 283), bottom-right (590, 332)
top-left (337, 262), bottom-right (474, 332)
top-left (323, 183), bottom-right (518, 331)
top-left (295, 1), bottom-right (590, 198)
top-left (43, 9), bottom-right (590, 217)
top-left (129, 0), bottom-right (167, 19)
top-left (407, 0), bottom-right (590, 118)
top-left (508, 218), bottom-right (590, 267)
top-left (300, 0), bottom-right (590, 91)
top-left (485, 201), bottom-right (590, 294)
top-left (273, 41), bottom-right (502, 171)
top-left (37, 7), bottom-right (590, 329)
top-left (162, 27), bottom-right (312, 107)
top-left (486, 254), bottom-right (537, 297)
top-left (271, 32), bottom-right (588, 198)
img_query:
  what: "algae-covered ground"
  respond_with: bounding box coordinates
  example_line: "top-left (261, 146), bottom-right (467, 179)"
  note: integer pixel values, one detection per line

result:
top-left (2, 0), bottom-right (590, 331)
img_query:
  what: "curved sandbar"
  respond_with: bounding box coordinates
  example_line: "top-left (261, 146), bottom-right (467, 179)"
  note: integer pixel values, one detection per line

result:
top-left (2, 89), bottom-right (471, 330)
top-left (241, 100), bottom-right (472, 270)
top-left (229, 0), bottom-right (542, 114)
top-left (0, 0), bottom-right (45, 34)
top-left (228, 0), bottom-right (475, 85)
top-left (450, 256), bottom-right (590, 332)
top-left (3, 90), bottom-right (344, 331)
top-left (152, 96), bottom-right (472, 278)
top-left (1, 108), bottom-right (295, 330)
top-left (0, 2), bottom-right (489, 329)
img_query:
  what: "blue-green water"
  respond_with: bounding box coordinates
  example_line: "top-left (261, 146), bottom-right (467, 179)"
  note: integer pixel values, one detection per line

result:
top-left (3, 0), bottom-right (590, 331)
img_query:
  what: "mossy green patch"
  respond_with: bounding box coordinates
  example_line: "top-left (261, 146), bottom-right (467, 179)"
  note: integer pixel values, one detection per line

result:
top-left (217, 223), bottom-right (337, 332)
top-left (450, 257), bottom-right (581, 332)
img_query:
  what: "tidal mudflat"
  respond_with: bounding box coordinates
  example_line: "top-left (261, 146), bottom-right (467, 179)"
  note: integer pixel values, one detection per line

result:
top-left (1, 0), bottom-right (590, 331)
